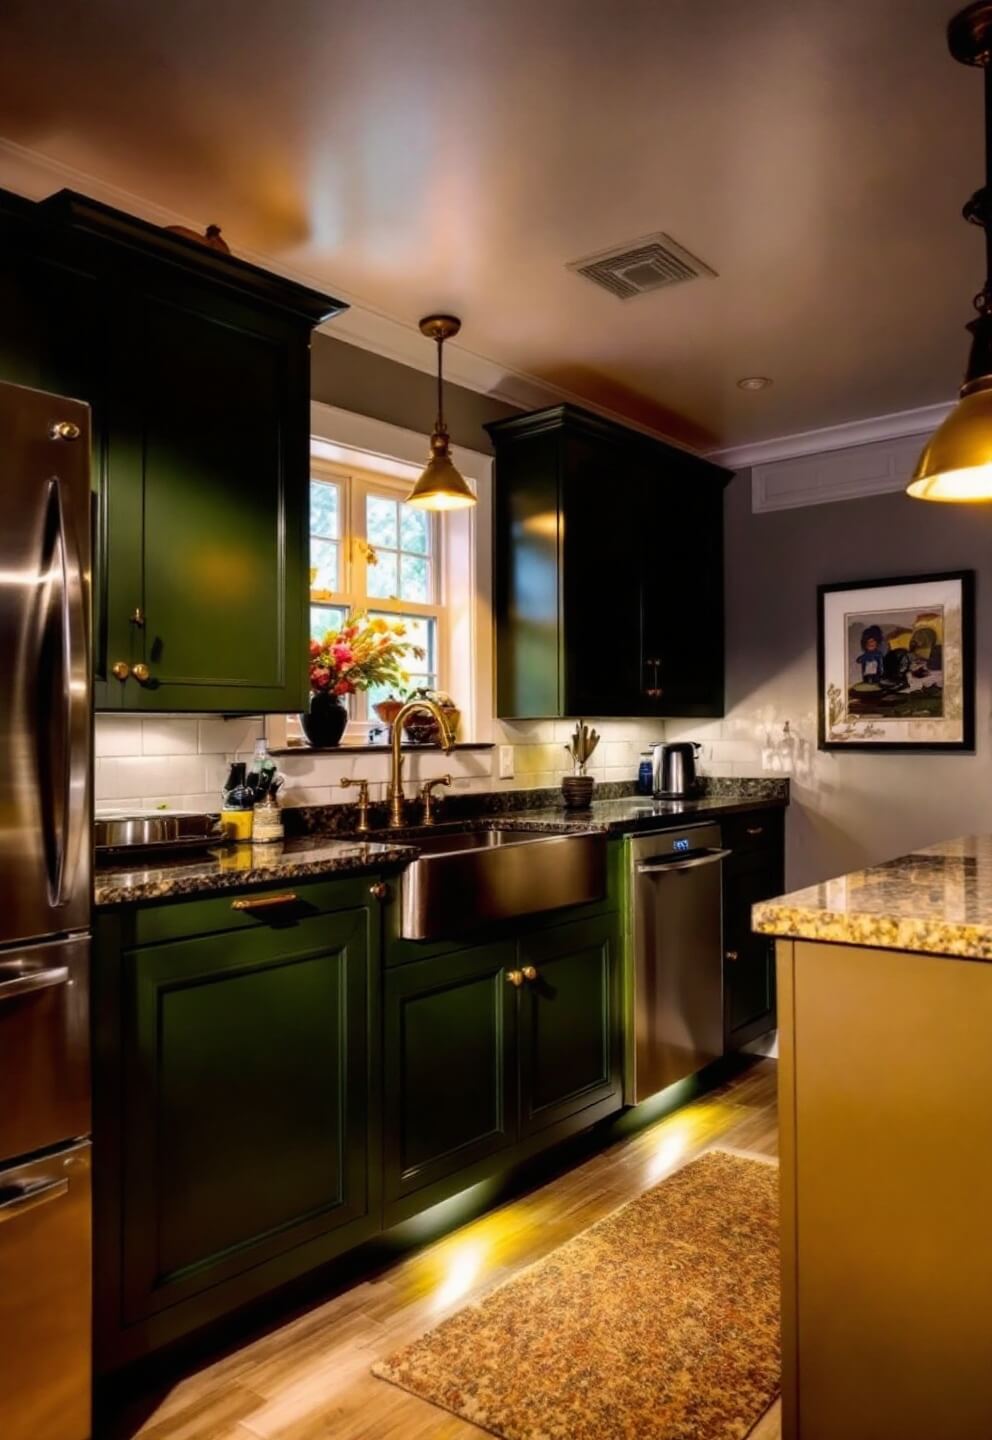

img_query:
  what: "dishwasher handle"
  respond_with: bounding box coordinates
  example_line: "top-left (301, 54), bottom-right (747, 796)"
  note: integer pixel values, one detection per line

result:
top-left (636, 847), bottom-right (731, 875)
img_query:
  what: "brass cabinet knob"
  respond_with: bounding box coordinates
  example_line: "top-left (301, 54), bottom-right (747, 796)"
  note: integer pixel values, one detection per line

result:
top-left (521, 965), bottom-right (539, 982)
top-left (746, 826), bottom-right (764, 838)
top-left (726, 949), bottom-right (739, 962)
top-left (132, 663), bottom-right (151, 684)
top-left (49, 420), bottom-right (81, 441)
top-left (506, 969), bottom-right (524, 988)
top-left (129, 607), bottom-right (145, 627)
top-left (369, 882), bottom-right (389, 900)
top-left (111, 661), bottom-right (130, 681)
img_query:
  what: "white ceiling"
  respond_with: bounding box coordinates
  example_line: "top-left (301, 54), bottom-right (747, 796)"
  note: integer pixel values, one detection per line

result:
top-left (0, 0), bottom-right (981, 451)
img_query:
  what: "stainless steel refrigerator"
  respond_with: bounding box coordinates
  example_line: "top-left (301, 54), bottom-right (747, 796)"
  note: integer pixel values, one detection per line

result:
top-left (0, 381), bottom-right (92, 1440)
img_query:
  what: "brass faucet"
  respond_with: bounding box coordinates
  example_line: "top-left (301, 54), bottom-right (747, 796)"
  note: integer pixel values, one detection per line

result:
top-left (388, 699), bottom-right (456, 827)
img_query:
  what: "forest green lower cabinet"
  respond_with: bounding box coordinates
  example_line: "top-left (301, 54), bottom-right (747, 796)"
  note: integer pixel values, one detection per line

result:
top-left (383, 942), bottom-right (518, 1220)
top-left (93, 882), bottom-right (380, 1372)
top-left (94, 872), bottom-right (624, 1370)
top-left (382, 914), bottom-right (622, 1226)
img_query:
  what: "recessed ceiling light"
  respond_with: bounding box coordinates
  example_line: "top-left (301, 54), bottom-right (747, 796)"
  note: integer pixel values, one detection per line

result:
top-left (737, 376), bottom-right (773, 391)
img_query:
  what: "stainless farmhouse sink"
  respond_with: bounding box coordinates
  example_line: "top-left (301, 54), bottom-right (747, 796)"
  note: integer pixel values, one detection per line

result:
top-left (400, 827), bottom-right (606, 939)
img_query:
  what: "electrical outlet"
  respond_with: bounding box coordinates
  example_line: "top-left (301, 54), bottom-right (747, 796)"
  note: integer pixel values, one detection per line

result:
top-left (498, 745), bottom-right (514, 780)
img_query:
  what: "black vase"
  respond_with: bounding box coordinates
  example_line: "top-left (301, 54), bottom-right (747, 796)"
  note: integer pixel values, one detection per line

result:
top-left (299, 692), bottom-right (348, 748)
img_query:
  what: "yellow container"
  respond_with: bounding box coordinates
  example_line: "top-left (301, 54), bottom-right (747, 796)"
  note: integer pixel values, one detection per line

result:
top-left (220, 808), bottom-right (254, 842)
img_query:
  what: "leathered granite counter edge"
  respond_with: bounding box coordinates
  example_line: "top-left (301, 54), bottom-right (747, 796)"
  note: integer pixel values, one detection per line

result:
top-left (753, 834), bottom-right (992, 961)
top-left (95, 777), bottom-right (790, 907)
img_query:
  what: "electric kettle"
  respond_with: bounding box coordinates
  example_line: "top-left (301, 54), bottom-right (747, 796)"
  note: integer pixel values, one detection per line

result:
top-left (651, 741), bottom-right (701, 798)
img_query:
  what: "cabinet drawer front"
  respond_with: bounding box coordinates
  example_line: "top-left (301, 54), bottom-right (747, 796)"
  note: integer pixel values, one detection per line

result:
top-left (127, 874), bottom-right (382, 947)
top-left (383, 943), bottom-right (517, 1211)
top-left (721, 809), bottom-right (784, 859)
top-left (518, 915), bottom-right (622, 1138)
top-left (120, 908), bottom-right (370, 1322)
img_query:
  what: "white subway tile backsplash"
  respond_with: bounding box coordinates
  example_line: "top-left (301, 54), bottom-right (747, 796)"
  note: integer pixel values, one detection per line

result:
top-left (141, 719), bottom-right (199, 755)
top-left (94, 716), bottom-right (143, 758)
top-left (197, 717), bottom-right (264, 755)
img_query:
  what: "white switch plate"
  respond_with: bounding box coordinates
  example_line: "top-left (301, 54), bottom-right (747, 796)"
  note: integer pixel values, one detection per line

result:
top-left (498, 745), bottom-right (514, 780)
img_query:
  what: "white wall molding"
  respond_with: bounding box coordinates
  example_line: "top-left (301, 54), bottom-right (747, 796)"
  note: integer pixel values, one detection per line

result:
top-left (750, 430), bottom-right (935, 513)
top-left (714, 399), bottom-right (953, 471)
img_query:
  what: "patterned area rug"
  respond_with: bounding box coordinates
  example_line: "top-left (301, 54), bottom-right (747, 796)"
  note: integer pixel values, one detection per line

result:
top-left (373, 1149), bottom-right (780, 1440)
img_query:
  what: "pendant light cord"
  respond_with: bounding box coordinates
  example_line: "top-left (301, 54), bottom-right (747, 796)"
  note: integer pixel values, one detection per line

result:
top-left (435, 337), bottom-right (445, 434)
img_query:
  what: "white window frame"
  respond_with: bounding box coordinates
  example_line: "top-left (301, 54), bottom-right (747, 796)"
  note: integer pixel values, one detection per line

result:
top-left (309, 456), bottom-right (445, 723)
top-left (288, 400), bottom-right (494, 745)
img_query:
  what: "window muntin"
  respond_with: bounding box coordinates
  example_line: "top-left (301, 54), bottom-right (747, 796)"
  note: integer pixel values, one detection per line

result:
top-left (308, 455), bottom-right (444, 722)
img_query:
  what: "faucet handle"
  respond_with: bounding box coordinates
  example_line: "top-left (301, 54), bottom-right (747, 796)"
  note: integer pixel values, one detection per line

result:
top-left (339, 776), bottom-right (372, 832)
top-left (419, 774), bottom-right (452, 825)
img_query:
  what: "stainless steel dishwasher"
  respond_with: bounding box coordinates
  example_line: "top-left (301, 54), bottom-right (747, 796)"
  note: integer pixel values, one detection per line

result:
top-left (626, 824), bottom-right (730, 1103)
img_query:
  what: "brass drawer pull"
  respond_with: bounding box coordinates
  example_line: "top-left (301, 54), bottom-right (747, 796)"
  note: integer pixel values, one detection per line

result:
top-left (49, 420), bottom-right (81, 441)
top-left (506, 969), bottom-right (524, 988)
top-left (111, 660), bottom-right (130, 681)
top-left (369, 882), bottom-right (389, 900)
top-left (726, 949), bottom-right (739, 961)
top-left (231, 892), bottom-right (298, 912)
top-left (521, 965), bottom-right (539, 982)
top-left (746, 826), bottom-right (764, 837)
top-left (132, 663), bottom-right (151, 684)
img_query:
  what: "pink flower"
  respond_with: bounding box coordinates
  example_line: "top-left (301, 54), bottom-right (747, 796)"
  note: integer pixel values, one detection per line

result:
top-left (331, 643), bottom-right (354, 667)
top-left (334, 679), bottom-right (354, 696)
top-left (310, 667), bottom-right (331, 690)
top-left (309, 639), bottom-right (322, 658)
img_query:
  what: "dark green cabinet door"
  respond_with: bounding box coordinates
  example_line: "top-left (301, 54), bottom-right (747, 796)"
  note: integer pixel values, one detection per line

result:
top-left (724, 859), bottom-right (782, 1049)
top-left (120, 905), bottom-right (372, 1324)
top-left (517, 915), bottom-right (622, 1137)
top-left (383, 942), bottom-right (517, 1219)
top-left (640, 458), bottom-right (725, 717)
top-left (560, 433), bottom-right (644, 716)
top-left (108, 281), bottom-right (308, 712)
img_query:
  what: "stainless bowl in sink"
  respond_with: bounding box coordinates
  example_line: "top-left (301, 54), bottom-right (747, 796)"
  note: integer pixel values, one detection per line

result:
top-left (400, 826), bottom-right (606, 939)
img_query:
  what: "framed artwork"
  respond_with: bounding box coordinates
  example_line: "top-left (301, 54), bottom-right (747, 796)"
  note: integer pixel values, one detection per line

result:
top-left (817, 571), bottom-right (975, 752)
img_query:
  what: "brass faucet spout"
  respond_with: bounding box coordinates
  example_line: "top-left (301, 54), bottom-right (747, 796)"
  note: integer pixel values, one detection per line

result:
top-left (387, 699), bottom-right (456, 827)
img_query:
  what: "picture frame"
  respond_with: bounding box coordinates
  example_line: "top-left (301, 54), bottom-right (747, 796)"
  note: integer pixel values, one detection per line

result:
top-left (817, 570), bottom-right (975, 752)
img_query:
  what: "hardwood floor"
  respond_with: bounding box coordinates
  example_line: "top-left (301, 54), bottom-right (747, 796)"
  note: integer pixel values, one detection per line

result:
top-left (102, 1060), bottom-right (781, 1440)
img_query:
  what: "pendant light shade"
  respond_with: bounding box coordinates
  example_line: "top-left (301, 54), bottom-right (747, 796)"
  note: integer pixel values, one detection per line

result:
top-left (908, 380), bottom-right (992, 500)
top-left (406, 315), bottom-right (476, 511)
top-left (910, 2), bottom-right (992, 501)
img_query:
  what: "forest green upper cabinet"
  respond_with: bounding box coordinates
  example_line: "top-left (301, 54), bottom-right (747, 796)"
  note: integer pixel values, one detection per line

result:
top-left (487, 404), bottom-right (730, 719)
top-left (0, 186), bottom-right (344, 711)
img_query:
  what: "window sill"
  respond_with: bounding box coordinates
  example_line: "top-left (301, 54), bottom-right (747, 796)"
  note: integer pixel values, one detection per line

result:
top-left (269, 741), bottom-right (495, 756)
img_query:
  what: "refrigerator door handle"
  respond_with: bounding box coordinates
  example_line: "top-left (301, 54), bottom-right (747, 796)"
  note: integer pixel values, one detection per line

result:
top-left (0, 1175), bottom-right (69, 1223)
top-left (0, 960), bottom-right (70, 1002)
top-left (48, 476), bottom-right (89, 911)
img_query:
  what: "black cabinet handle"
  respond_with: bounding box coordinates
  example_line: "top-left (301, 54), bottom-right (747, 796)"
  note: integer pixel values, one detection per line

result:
top-left (644, 657), bottom-right (663, 698)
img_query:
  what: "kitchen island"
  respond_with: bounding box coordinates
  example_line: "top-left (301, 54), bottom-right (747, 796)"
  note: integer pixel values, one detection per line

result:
top-left (753, 835), bottom-right (992, 1440)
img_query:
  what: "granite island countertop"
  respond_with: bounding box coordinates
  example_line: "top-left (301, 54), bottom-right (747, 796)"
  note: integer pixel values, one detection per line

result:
top-left (95, 779), bottom-right (788, 907)
top-left (753, 835), bottom-right (992, 961)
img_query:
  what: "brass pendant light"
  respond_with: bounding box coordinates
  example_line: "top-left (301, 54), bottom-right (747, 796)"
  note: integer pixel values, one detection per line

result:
top-left (405, 315), bottom-right (477, 510)
top-left (909, 2), bottom-right (992, 500)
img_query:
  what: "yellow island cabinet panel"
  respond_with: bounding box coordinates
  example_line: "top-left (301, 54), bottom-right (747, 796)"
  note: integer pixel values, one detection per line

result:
top-left (777, 938), bottom-right (992, 1440)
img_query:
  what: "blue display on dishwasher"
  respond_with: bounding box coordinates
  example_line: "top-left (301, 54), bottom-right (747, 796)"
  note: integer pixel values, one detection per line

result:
top-left (673, 837), bottom-right (691, 852)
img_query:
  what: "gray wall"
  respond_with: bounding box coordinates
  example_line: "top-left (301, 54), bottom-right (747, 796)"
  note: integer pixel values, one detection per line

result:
top-left (311, 332), bottom-right (520, 453)
top-left (723, 469), bottom-right (991, 888)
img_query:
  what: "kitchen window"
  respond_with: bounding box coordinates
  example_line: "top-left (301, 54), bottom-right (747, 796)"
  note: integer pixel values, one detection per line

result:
top-left (309, 457), bottom-right (444, 721)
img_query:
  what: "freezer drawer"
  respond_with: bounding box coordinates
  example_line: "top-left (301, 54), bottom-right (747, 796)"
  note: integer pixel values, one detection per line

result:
top-left (0, 1140), bottom-right (91, 1440)
top-left (0, 935), bottom-right (89, 1162)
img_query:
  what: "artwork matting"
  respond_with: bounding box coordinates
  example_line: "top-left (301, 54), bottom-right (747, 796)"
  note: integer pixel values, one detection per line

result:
top-left (817, 571), bottom-right (975, 752)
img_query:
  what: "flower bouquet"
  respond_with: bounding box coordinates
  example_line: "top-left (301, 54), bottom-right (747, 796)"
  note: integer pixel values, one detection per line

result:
top-left (301, 612), bottom-right (425, 747)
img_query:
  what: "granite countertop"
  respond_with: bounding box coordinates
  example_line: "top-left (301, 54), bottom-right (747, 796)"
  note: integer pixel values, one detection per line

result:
top-left (94, 834), bottom-right (418, 906)
top-left (753, 835), bottom-right (992, 961)
top-left (489, 788), bottom-right (788, 836)
top-left (95, 779), bottom-right (788, 907)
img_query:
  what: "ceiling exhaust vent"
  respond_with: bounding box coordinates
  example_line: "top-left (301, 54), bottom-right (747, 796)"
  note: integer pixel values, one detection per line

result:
top-left (567, 232), bottom-right (716, 300)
